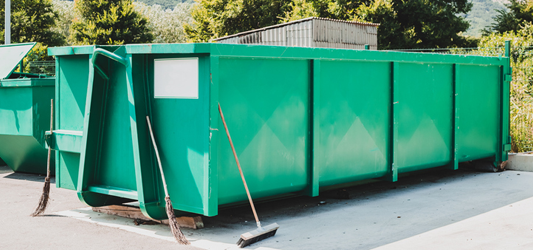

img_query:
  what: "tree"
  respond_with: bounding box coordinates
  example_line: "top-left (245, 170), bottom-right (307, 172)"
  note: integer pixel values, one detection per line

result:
top-left (187, 0), bottom-right (474, 49)
top-left (285, 0), bottom-right (371, 21)
top-left (184, 0), bottom-right (292, 42)
top-left (286, 0), bottom-right (474, 49)
top-left (360, 0), bottom-right (473, 49)
top-left (485, 0), bottom-right (533, 34)
top-left (51, 0), bottom-right (76, 45)
top-left (71, 0), bottom-right (154, 45)
top-left (134, 2), bottom-right (194, 43)
top-left (0, 0), bottom-right (65, 46)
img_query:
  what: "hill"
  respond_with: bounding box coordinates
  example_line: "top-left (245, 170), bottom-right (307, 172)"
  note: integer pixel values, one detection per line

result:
top-left (464, 0), bottom-right (507, 37)
top-left (135, 0), bottom-right (193, 10)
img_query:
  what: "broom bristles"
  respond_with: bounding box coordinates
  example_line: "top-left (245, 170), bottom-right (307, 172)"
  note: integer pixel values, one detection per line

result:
top-left (31, 177), bottom-right (51, 217)
top-left (165, 196), bottom-right (190, 245)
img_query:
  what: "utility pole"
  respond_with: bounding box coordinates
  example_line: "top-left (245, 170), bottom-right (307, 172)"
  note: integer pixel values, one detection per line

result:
top-left (5, 0), bottom-right (10, 44)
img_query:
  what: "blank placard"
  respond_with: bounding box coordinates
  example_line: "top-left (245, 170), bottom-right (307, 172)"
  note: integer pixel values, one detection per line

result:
top-left (154, 58), bottom-right (199, 99)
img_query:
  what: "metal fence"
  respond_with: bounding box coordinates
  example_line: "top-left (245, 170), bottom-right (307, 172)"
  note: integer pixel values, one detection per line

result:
top-left (392, 46), bottom-right (533, 152)
top-left (26, 60), bottom-right (55, 76)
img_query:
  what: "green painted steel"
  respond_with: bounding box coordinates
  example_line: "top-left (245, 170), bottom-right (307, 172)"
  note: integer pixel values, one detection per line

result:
top-left (48, 43), bottom-right (511, 219)
top-left (315, 60), bottom-right (390, 187)
top-left (0, 43), bottom-right (56, 175)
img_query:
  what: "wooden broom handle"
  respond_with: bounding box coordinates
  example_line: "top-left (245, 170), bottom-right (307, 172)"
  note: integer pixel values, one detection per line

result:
top-left (47, 99), bottom-right (54, 177)
top-left (146, 116), bottom-right (170, 197)
top-left (218, 104), bottom-right (261, 226)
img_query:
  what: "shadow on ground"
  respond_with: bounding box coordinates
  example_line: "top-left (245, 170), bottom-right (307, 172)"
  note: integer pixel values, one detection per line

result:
top-left (0, 165), bottom-right (55, 183)
top-left (197, 166), bottom-right (533, 249)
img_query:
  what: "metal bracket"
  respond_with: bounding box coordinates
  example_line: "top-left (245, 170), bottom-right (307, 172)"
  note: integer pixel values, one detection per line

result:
top-left (504, 74), bottom-right (512, 82)
top-left (504, 144), bottom-right (512, 152)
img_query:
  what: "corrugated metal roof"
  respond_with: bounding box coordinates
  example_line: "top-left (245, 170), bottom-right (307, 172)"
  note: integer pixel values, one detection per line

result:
top-left (214, 17), bottom-right (379, 41)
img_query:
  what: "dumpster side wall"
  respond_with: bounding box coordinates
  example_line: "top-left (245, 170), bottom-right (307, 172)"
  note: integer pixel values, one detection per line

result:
top-left (210, 52), bottom-right (509, 205)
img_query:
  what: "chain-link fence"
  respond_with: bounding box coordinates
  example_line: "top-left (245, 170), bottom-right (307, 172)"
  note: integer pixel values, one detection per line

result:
top-left (391, 46), bottom-right (533, 152)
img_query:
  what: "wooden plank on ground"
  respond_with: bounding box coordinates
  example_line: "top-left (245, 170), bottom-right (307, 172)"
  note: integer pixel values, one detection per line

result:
top-left (92, 205), bottom-right (204, 229)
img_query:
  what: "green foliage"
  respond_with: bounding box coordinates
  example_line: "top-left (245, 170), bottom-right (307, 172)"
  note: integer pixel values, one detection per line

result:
top-left (184, 0), bottom-right (292, 42)
top-left (134, 2), bottom-right (193, 43)
top-left (472, 23), bottom-right (533, 152)
top-left (0, 0), bottom-right (65, 46)
top-left (284, 0), bottom-right (474, 49)
top-left (485, 0), bottom-right (533, 34)
top-left (186, 0), bottom-right (474, 48)
top-left (22, 43), bottom-right (56, 74)
top-left (284, 0), bottom-right (370, 21)
top-left (71, 0), bottom-right (154, 45)
top-left (52, 0), bottom-right (76, 44)
top-left (356, 0), bottom-right (473, 49)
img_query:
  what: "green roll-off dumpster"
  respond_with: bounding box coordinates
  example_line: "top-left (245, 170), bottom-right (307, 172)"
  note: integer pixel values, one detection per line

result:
top-left (0, 43), bottom-right (55, 175)
top-left (48, 43), bottom-right (511, 219)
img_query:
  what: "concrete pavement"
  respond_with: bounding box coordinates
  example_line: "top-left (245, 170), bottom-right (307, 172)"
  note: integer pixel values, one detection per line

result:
top-left (2, 164), bottom-right (533, 249)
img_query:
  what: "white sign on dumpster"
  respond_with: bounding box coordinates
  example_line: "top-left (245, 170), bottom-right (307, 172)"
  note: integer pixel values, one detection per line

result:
top-left (154, 57), bottom-right (199, 99)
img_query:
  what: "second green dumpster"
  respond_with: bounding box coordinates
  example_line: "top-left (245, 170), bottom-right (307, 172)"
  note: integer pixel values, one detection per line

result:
top-left (0, 42), bottom-right (55, 175)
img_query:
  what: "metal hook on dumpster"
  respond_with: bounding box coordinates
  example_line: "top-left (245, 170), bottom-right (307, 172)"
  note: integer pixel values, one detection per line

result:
top-left (92, 48), bottom-right (128, 66)
top-left (91, 48), bottom-right (128, 79)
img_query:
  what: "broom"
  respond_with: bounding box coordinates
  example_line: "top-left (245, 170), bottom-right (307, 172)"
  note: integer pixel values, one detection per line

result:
top-left (146, 116), bottom-right (190, 245)
top-left (31, 99), bottom-right (54, 217)
top-left (218, 104), bottom-right (279, 248)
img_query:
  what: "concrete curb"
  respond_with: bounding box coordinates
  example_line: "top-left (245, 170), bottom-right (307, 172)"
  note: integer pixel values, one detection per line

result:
top-left (507, 153), bottom-right (533, 172)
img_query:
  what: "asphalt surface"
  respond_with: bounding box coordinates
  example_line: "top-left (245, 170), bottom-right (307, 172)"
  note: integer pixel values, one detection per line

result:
top-left (2, 164), bottom-right (533, 249)
top-left (0, 165), bottom-right (197, 250)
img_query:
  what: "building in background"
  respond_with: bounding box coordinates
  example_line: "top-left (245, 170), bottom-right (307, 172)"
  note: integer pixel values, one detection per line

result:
top-left (214, 17), bottom-right (379, 50)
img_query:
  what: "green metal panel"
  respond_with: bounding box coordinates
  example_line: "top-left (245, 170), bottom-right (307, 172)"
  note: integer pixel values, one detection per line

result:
top-left (57, 56), bottom-right (90, 131)
top-left (396, 63), bottom-right (453, 173)
top-left (54, 55), bottom-right (90, 189)
top-left (48, 43), bottom-right (511, 218)
top-left (217, 57), bottom-right (310, 205)
top-left (315, 60), bottom-right (390, 187)
top-left (148, 54), bottom-right (211, 214)
top-left (456, 64), bottom-right (500, 161)
top-left (95, 62), bottom-right (137, 190)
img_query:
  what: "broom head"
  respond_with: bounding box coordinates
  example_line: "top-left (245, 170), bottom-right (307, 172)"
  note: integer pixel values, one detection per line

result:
top-left (31, 177), bottom-right (51, 217)
top-left (236, 223), bottom-right (279, 248)
top-left (165, 196), bottom-right (190, 245)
